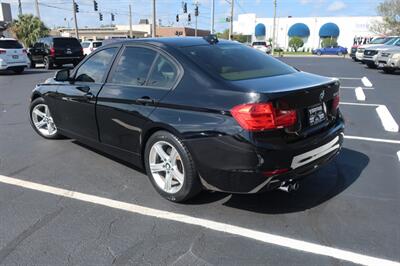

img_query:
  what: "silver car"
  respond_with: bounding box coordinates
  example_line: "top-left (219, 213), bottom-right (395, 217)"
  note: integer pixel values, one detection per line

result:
top-left (375, 48), bottom-right (400, 73)
top-left (363, 37), bottom-right (400, 68)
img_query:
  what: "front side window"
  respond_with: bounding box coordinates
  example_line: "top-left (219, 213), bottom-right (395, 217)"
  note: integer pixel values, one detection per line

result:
top-left (182, 43), bottom-right (296, 81)
top-left (147, 55), bottom-right (178, 88)
top-left (75, 48), bottom-right (117, 83)
top-left (110, 47), bottom-right (157, 86)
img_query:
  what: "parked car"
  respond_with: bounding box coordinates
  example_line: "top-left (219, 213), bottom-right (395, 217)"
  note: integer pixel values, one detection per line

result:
top-left (0, 38), bottom-right (30, 74)
top-left (252, 41), bottom-right (272, 54)
top-left (81, 40), bottom-right (102, 56)
top-left (312, 46), bottom-right (348, 56)
top-left (350, 36), bottom-right (375, 61)
top-left (375, 47), bottom-right (400, 73)
top-left (29, 37), bottom-right (344, 202)
top-left (363, 37), bottom-right (400, 68)
top-left (29, 37), bottom-right (84, 69)
top-left (355, 36), bottom-right (394, 62)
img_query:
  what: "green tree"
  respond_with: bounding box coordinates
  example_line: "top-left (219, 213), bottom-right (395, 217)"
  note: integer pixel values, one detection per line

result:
top-left (288, 36), bottom-right (304, 52)
top-left (216, 29), bottom-right (229, 39)
top-left (11, 14), bottom-right (49, 47)
top-left (321, 38), bottom-right (338, 48)
top-left (370, 0), bottom-right (400, 35)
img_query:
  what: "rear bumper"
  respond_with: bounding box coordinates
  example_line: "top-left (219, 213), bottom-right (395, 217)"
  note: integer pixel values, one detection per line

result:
top-left (0, 60), bottom-right (29, 70)
top-left (50, 56), bottom-right (83, 64)
top-left (184, 116), bottom-right (345, 193)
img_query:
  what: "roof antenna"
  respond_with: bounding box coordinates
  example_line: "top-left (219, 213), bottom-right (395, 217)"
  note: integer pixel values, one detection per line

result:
top-left (203, 34), bottom-right (219, 44)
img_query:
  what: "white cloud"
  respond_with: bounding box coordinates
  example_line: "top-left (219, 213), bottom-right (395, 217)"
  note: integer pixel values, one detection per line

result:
top-left (299, 0), bottom-right (312, 4)
top-left (327, 1), bottom-right (347, 12)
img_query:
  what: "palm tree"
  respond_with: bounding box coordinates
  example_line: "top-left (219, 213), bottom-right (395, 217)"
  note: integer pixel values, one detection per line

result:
top-left (11, 14), bottom-right (49, 47)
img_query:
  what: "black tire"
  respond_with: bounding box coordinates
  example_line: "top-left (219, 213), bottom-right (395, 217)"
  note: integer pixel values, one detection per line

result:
top-left (366, 62), bottom-right (377, 69)
top-left (144, 130), bottom-right (202, 202)
top-left (44, 57), bottom-right (53, 70)
top-left (383, 67), bottom-right (396, 74)
top-left (12, 67), bottom-right (25, 74)
top-left (29, 97), bottom-right (62, 139)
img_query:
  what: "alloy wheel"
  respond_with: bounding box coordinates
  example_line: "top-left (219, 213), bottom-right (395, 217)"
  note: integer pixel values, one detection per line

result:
top-left (31, 104), bottom-right (58, 137)
top-left (149, 141), bottom-right (185, 194)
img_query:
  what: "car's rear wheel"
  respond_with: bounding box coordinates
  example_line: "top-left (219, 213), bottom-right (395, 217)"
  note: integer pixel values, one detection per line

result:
top-left (29, 97), bottom-right (61, 139)
top-left (44, 57), bottom-right (53, 70)
top-left (144, 131), bottom-right (202, 202)
top-left (12, 67), bottom-right (24, 74)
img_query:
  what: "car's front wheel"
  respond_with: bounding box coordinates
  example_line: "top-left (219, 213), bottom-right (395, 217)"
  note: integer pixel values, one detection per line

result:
top-left (43, 57), bottom-right (53, 70)
top-left (29, 97), bottom-right (61, 139)
top-left (144, 131), bottom-right (202, 202)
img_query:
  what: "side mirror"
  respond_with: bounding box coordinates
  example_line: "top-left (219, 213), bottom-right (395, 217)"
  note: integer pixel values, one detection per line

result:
top-left (55, 69), bottom-right (70, 82)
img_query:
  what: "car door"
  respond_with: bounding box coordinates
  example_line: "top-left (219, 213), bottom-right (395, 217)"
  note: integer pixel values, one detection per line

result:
top-left (50, 46), bottom-right (119, 140)
top-left (96, 45), bottom-right (181, 155)
top-left (31, 41), bottom-right (45, 62)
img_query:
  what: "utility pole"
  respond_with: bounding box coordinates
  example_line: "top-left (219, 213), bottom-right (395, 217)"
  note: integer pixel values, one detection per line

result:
top-left (34, 0), bottom-right (40, 19)
top-left (152, 0), bottom-right (156, 37)
top-left (18, 0), bottom-right (22, 16)
top-left (271, 0), bottom-right (277, 55)
top-left (229, 0), bottom-right (234, 40)
top-left (210, 0), bottom-right (215, 34)
top-left (194, 1), bottom-right (199, 36)
top-left (129, 4), bottom-right (133, 38)
top-left (72, 0), bottom-right (79, 39)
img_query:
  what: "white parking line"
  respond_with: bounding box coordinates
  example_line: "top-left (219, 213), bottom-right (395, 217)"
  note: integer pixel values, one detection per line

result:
top-left (362, 77), bottom-right (373, 87)
top-left (333, 77), bottom-right (362, 80)
top-left (397, 151), bottom-right (400, 161)
top-left (376, 105), bottom-right (399, 132)
top-left (344, 135), bottom-right (400, 145)
top-left (340, 102), bottom-right (380, 107)
top-left (355, 87), bottom-right (366, 101)
top-left (0, 175), bottom-right (399, 266)
top-left (341, 86), bottom-right (374, 90)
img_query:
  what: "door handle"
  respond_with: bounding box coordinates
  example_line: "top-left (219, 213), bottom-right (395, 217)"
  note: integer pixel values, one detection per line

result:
top-left (136, 97), bottom-right (155, 105)
top-left (84, 92), bottom-right (95, 101)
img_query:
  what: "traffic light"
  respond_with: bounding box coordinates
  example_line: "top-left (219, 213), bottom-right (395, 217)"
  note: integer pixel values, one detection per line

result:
top-left (74, 2), bottom-right (79, 13)
top-left (194, 6), bottom-right (199, 16)
top-left (183, 2), bottom-right (187, 13)
top-left (176, 14), bottom-right (179, 22)
top-left (111, 13), bottom-right (115, 21)
top-left (93, 0), bottom-right (98, 11)
top-left (188, 14), bottom-right (191, 22)
top-left (99, 12), bottom-right (103, 21)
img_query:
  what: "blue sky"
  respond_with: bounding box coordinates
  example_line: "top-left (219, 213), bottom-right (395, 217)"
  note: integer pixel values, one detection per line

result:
top-left (3, 0), bottom-right (382, 31)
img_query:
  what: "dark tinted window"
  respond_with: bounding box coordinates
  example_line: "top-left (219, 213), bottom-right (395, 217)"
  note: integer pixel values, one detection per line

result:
top-left (110, 47), bottom-right (157, 86)
top-left (182, 44), bottom-right (296, 81)
top-left (147, 55), bottom-right (178, 88)
top-left (75, 48), bottom-right (116, 83)
top-left (53, 38), bottom-right (81, 48)
top-left (0, 40), bottom-right (23, 49)
top-left (81, 42), bottom-right (90, 48)
top-left (93, 42), bottom-right (102, 48)
top-left (253, 42), bottom-right (266, 46)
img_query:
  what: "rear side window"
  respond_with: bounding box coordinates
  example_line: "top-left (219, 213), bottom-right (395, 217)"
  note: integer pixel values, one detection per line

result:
top-left (147, 55), bottom-right (178, 88)
top-left (53, 38), bottom-right (81, 48)
top-left (0, 40), bottom-right (23, 49)
top-left (110, 47), bottom-right (157, 86)
top-left (182, 44), bottom-right (296, 81)
top-left (75, 48), bottom-right (117, 83)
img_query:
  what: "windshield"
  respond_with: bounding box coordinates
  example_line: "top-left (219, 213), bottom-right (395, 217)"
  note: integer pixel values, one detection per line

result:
top-left (384, 38), bottom-right (399, 45)
top-left (0, 40), bottom-right (23, 49)
top-left (53, 38), bottom-right (81, 47)
top-left (370, 37), bottom-right (391, 44)
top-left (181, 43), bottom-right (296, 81)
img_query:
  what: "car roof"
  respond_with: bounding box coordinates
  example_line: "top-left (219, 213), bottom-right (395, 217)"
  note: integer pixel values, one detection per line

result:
top-left (0, 37), bottom-right (17, 41)
top-left (105, 37), bottom-right (235, 48)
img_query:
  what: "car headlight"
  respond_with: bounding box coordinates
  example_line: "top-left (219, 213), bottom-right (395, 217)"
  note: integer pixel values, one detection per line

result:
top-left (390, 53), bottom-right (400, 60)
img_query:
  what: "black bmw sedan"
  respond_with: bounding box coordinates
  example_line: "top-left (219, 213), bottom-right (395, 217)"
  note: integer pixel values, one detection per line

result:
top-left (29, 36), bottom-right (344, 202)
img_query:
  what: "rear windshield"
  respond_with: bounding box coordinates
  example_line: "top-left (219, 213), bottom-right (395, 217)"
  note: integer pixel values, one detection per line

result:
top-left (253, 42), bottom-right (266, 46)
top-left (93, 42), bottom-right (102, 48)
top-left (0, 40), bottom-right (23, 49)
top-left (181, 44), bottom-right (296, 81)
top-left (53, 38), bottom-right (81, 47)
top-left (81, 42), bottom-right (90, 48)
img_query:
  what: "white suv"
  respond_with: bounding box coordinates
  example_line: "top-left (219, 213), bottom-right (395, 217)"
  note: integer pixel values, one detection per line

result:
top-left (81, 41), bottom-right (102, 56)
top-left (0, 38), bottom-right (30, 74)
top-left (252, 41), bottom-right (272, 54)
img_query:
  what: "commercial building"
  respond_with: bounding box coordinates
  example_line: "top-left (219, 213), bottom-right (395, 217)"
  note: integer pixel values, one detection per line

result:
top-left (233, 14), bottom-right (383, 50)
top-left (0, 2), bottom-right (12, 37)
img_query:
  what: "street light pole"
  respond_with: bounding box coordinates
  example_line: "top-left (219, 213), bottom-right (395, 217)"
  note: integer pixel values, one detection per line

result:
top-left (34, 0), bottom-right (41, 19)
top-left (210, 0), bottom-right (215, 33)
top-left (229, 0), bottom-right (234, 40)
top-left (271, 0), bottom-right (277, 56)
top-left (18, 0), bottom-right (22, 16)
top-left (152, 0), bottom-right (156, 37)
top-left (72, 0), bottom-right (79, 39)
top-left (129, 4), bottom-right (133, 38)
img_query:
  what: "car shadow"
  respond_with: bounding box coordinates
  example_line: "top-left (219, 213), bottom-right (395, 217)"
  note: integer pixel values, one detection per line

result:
top-left (187, 148), bottom-right (369, 214)
top-left (0, 69), bottom-right (54, 75)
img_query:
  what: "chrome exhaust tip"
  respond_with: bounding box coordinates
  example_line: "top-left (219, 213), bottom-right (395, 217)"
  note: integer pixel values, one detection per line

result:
top-left (278, 182), bottom-right (299, 193)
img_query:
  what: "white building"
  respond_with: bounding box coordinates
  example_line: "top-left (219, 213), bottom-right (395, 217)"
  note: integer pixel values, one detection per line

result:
top-left (233, 14), bottom-right (383, 50)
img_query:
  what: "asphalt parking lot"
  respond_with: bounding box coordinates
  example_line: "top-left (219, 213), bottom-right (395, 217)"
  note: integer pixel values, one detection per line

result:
top-left (0, 57), bottom-right (399, 265)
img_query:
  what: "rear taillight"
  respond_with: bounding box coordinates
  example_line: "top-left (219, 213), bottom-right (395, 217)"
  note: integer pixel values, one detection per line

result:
top-left (50, 47), bottom-right (56, 57)
top-left (230, 102), bottom-right (297, 131)
top-left (0, 49), bottom-right (6, 54)
top-left (263, 168), bottom-right (289, 177)
top-left (332, 94), bottom-right (340, 110)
